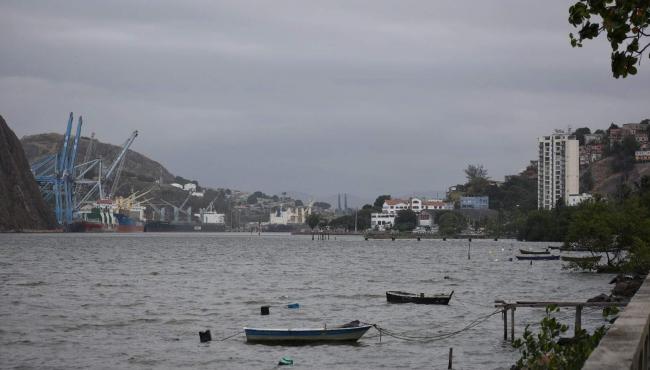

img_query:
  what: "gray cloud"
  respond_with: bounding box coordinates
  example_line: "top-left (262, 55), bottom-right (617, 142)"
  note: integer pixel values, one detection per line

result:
top-left (2, 0), bottom-right (648, 198)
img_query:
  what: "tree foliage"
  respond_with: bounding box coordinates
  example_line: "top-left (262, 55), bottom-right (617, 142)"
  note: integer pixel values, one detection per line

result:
top-left (373, 195), bottom-right (391, 209)
top-left (247, 191), bottom-right (270, 204)
top-left (569, 0), bottom-right (650, 78)
top-left (394, 209), bottom-right (417, 231)
top-left (573, 127), bottom-right (591, 145)
top-left (313, 201), bottom-right (331, 209)
top-left (438, 211), bottom-right (467, 236)
top-left (329, 208), bottom-right (372, 231)
top-left (306, 213), bottom-right (320, 230)
top-left (464, 164), bottom-right (489, 182)
top-left (513, 305), bottom-right (609, 370)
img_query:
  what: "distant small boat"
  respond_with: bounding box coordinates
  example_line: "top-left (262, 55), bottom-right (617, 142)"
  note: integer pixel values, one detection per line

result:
top-left (519, 249), bottom-right (550, 255)
top-left (561, 255), bottom-right (601, 263)
top-left (244, 321), bottom-right (371, 344)
top-left (386, 290), bottom-right (454, 304)
top-left (515, 255), bottom-right (560, 261)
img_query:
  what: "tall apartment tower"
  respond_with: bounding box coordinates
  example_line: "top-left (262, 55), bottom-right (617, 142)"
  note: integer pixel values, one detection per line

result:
top-left (537, 131), bottom-right (579, 209)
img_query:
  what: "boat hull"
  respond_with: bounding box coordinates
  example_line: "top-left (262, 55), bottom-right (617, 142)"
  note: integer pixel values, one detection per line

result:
top-left (66, 221), bottom-right (115, 233)
top-left (244, 325), bottom-right (371, 344)
top-left (386, 291), bottom-right (453, 304)
top-left (519, 249), bottom-right (550, 255)
top-left (515, 255), bottom-right (560, 261)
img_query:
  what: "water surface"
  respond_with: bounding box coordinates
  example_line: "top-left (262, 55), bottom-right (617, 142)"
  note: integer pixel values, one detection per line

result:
top-left (0, 233), bottom-right (614, 369)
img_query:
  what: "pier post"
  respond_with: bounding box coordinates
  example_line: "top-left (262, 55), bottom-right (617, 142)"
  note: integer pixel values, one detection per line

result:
top-left (575, 305), bottom-right (583, 336)
top-left (503, 307), bottom-right (508, 340)
top-left (511, 307), bottom-right (515, 342)
top-left (448, 347), bottom-right (453, 369)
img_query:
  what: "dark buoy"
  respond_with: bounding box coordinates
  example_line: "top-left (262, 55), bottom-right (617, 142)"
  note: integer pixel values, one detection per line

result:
top-left (530, 261), bottom-right (533, 266)
top-left (391, 237), bottom-right (395, 241)
top-left (365, 237), bottom-right (368, 241)
top-left (494, 238), bottom-right (498, 241)
top-left (443, 237), bottom-right (446, 241)
top-left (417, 237), bottom-right (421, 241)
top-left (261, 305), bottom-right (270, 315)
top-left (468, 238), bottom-right (472, 242)
top-left (199, 330), bottom-right (212, 343)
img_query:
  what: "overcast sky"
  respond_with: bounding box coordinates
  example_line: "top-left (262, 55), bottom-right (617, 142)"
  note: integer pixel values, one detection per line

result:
top-left (2, 1), bottom-right (648, 199)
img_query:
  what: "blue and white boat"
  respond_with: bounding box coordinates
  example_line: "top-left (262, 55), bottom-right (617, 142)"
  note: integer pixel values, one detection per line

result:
top-left (244, 321), bottom-right (371, 344)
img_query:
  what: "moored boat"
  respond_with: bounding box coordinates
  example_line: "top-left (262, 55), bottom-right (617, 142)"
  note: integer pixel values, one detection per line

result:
top-left (519, 249), bottom-right (550, 255)
top-left (386, 290), bottom-right (454, 304)
top-left (244, 321), bottom-right (371, 344)
top-left (515, 255), bottom-right (560, 261)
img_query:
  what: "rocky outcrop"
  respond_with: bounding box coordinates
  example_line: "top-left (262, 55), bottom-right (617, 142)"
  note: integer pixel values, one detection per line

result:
top-left (0, 116), bottom-right (57, 231)
top-left (21, 133), bottom-right (176, 186)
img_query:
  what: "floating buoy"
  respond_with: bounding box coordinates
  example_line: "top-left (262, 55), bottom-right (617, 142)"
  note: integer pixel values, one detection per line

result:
top-left (261, 305), bottom-right (270, 315)
top-left (287, 303), bottom-right (299, 309)
top-left (443, 237), bottom-right (446, 241)
top-left (391, 237), bottom-right (395, 241)
top-left (199, 330), bottom-right (212, 343)
top-left (494, 238), bottom-right (498, 241)
top-left (278, 356), bottom-right (293, 366)
top-left (417, 237), bottom-right (421, 241)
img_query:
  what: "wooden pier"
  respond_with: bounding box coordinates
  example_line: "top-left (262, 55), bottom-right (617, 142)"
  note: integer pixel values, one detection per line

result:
top-left (494, 300), bottom-right (626, 342)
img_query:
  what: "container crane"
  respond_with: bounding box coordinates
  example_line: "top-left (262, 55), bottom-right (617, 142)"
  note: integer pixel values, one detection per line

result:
top-left (31, 112), bottom-right (82, 226)
top-left (30, 113), bottom-right (139, 228)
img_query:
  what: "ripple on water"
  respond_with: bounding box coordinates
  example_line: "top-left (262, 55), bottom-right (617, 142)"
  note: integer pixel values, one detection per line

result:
top-left (0, 234), bottom-right (615, 369)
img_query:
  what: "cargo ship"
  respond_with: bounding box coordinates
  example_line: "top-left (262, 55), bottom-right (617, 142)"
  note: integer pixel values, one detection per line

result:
top-left (71, 198), bottom-right (144, 232)
top-left (144, 208), bottom-right (225, 232)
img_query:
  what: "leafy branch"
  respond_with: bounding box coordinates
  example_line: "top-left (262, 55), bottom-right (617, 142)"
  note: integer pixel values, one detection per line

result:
top-left (569, 0), bottom-right (650, 78)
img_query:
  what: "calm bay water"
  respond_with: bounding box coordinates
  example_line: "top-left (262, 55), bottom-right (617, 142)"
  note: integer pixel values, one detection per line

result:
top-left (0, 233), bottom-right (614, 369)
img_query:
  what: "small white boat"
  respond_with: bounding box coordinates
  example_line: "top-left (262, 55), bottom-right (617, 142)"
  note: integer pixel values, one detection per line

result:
top-left (244, 320), bottom-right (371, 344)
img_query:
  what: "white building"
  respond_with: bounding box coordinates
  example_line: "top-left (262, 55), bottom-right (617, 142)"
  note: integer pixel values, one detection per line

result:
top-left (371, 198), bottom-right (452, 230)
top-left (538, 131), bottom-right (579, 210)
top-left (567, 193), bottom-right (593, 207)
top-left (371, 213), bottom-right (396, 229)
top-left (269, 206), bottom-right (312, 225)
top-left (197, 211), bottom-right (225, 224)
top-left (422, 199), bottom-right (453, 210)
top-left (183, 183), bottom-right (197, 192)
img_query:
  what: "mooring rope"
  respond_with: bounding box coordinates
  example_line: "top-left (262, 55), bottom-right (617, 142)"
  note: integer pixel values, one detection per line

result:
top-left (364, 308), bottom-right (502, 343)
top-left (218, 330), bottom-right (244, 341)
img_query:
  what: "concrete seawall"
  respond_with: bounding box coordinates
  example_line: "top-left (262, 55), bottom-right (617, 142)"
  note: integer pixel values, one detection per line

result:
top-left (583, 274), bottom-right (650, 370)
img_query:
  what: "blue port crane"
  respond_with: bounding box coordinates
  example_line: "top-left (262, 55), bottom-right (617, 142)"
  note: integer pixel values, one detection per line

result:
top-left (30, 113), bottom-right (138, 228)
top-left (30, 112), bottom-right (82, 226)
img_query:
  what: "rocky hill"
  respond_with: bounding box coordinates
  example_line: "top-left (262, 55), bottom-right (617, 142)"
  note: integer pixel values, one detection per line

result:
top-left (22, 133), bottom-right (176, 189)
top-left (0, 116), bottom-right (57, 231)
top-left (587, 157), bottom-right (650, 195)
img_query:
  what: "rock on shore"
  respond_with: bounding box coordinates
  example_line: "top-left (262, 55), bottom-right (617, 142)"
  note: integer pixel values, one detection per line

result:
top-left (0, 115), bottom-right (57, 231)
